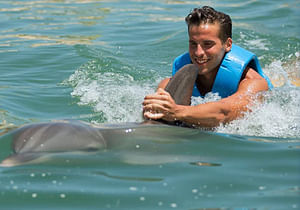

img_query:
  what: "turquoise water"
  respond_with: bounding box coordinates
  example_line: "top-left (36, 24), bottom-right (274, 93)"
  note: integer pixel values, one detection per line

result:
top-left (0, 0), bottom-right (299, 209)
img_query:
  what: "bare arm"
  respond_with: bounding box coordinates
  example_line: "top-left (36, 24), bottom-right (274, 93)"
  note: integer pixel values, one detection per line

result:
top-left (143, 68), bottom-right (269, 128)
top-left (157, 78), bottom-right (170, 90)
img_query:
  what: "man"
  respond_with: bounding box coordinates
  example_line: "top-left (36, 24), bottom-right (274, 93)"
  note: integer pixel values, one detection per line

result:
top-left (142, 6), bottom-right (273, 128)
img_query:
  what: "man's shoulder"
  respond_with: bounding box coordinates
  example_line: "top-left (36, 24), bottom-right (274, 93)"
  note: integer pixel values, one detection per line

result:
top-left (227, 44), bottom-right (254, 60)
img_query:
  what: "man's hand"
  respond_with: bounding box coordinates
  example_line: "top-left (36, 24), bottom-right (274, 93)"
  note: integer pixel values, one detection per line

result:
top-left (142, 88), bottom-right (181, 122)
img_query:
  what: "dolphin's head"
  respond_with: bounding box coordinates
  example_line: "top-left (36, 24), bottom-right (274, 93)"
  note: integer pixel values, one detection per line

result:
top-left (13, 121), bottom-right (107, 153)
top-left (0, 121), bottom-right (107, 167)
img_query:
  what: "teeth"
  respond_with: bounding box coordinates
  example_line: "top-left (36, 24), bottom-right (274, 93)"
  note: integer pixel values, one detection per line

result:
top-left (195, 59), bottom-right (208, 64)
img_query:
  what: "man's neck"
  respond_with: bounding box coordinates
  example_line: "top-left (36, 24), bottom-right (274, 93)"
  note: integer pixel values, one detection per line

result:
top-left (196, 67), bottom-right (219, 96)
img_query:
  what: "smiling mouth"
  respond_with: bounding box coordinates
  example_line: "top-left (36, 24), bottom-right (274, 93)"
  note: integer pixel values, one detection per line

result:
top-left (194, 58), bottom-right (209, 65)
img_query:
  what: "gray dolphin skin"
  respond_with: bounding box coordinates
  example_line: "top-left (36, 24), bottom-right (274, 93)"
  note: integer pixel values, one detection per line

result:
top-left (0, 64), bottom-right (199, 167)
top-left (164, 64), bottom-right (198, 105)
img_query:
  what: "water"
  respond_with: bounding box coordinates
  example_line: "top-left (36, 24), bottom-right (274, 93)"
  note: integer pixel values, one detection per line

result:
top-left (0, 0), bottom-right (299, 209)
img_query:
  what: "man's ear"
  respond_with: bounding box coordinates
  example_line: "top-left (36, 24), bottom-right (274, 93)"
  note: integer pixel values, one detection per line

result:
top-left (224, 38), bottom-right (232, 52)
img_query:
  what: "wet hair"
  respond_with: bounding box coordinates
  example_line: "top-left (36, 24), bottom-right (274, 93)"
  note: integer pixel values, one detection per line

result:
top-left (185, 6), bottom-right (232, 43)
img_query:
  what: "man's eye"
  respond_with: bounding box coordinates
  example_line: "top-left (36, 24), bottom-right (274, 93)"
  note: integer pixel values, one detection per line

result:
top-left (189, 41), bottom-right (196, 45)
top-left (189, 42), bottom-right (198, 48)
top-left (203, 42), bottom-right (214, 48)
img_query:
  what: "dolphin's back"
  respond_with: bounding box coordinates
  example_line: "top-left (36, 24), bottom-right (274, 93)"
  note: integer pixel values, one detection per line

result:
top-left (13, 122), bottom-right (106, 153)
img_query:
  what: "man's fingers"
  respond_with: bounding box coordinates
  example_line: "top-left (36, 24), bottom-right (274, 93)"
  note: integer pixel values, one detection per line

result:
top-left (142, 89), bottom-right (174, 121)
top-left (144, 89), bottom-right (170, 100)
top-left (143, 98), bottom-right (169, 107)
top-left (144, 94), bottom-right (169, 102)
top-left (157, 88), bottom-right (172, 97)
top-left (143, 111), bottom-right (164, 120)
top-left (143, 103), bottom-right (169, 112)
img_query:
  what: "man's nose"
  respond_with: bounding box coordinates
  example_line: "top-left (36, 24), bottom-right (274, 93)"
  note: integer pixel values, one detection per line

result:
top-left (195, 44), bottom-right (204, 56)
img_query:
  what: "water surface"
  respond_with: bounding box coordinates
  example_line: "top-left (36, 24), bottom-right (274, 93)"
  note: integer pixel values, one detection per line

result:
top-left (0, 0), bottom-right (299, 209)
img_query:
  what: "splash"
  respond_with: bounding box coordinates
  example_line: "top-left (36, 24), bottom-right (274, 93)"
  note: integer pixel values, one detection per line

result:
top-left (191, 92), bottom-right (221, 105)
top-left (64, 59), bottom-right (156, 123)
top-left (217, 54), bottom-right (300, 138)
top-left (216, 86), bottom-right (300, 138)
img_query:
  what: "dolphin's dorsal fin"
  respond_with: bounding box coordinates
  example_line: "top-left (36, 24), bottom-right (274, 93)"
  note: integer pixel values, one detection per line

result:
top-left (165, 64), bottom-right (199, 105)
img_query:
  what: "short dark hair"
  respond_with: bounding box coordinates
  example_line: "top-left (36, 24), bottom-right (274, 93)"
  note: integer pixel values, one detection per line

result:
top-left (185, 6), bottom-right (232, 43)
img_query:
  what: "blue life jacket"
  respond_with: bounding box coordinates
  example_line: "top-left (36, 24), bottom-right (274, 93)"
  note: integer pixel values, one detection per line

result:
top-left (172, 44), bottom-right (273, 98)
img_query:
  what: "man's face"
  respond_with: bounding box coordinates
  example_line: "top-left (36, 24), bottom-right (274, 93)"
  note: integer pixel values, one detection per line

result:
top-left (188, 23), bottom-right (232, 76)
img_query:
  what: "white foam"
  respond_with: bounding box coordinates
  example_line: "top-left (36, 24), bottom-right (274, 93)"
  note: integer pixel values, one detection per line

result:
top-left (191, 92), bottom-right (221, 105)
top-left (66, 62), bottom-right (156, 123)
top-left (245, 39), bottom-right (270, 51)
top-left (216, 88), bottom-right (300, 138)
top-left (238, 31), bottom-right (270, 51)
top-left (216, 57), bottom-right (300, 138)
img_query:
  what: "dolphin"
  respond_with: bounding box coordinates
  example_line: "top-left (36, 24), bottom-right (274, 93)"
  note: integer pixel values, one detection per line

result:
top-left (0, 64), bottom-right (199, 167)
